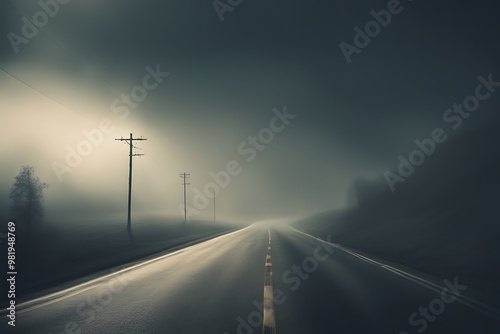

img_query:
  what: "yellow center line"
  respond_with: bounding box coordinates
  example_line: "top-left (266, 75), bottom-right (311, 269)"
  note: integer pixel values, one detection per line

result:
top-left (262, 228), bottom-right (276, 334)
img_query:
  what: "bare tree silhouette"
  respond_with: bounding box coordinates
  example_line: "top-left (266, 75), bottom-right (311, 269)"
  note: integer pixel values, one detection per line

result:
top-left (9, 166), bottom-right (48, 228)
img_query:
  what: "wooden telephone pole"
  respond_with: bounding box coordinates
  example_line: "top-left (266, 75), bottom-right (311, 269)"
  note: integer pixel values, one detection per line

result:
top-left (180, 172), bottom-right (190, 222)
top-left (115, 133), bottom-right (147, 230)
top-left (213, 190), bottom-right (216, 222)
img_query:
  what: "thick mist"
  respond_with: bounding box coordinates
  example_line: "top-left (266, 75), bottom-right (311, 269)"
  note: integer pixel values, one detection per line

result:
top-left (1, 0), bottom-right (500, 224)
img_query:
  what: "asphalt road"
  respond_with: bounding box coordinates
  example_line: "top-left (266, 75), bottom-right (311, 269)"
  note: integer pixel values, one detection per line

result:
top-left (3, 223), bottom-right (500, 334)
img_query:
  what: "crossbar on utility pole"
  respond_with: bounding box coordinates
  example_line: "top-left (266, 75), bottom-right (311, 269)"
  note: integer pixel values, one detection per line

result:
top-left (115, 133), bottom-right (147, 230)
top-left (180, 172), bottom-right (190, 222)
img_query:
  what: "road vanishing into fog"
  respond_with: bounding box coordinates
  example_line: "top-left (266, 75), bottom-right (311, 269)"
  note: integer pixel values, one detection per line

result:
top-left (4, 224), bottom-right (500, 334)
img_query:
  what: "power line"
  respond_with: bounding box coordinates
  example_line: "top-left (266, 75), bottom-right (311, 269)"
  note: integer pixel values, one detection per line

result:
top-left (0, 67), bottom-right (98, 125)
top-left (6, 0), bottom-right (122, 95)
top-left (2, 0), bottom-right (146, 126)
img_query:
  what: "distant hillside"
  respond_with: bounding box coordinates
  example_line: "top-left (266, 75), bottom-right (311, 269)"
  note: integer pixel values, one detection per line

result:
top-left (293, 125), bottom-right (500, 305)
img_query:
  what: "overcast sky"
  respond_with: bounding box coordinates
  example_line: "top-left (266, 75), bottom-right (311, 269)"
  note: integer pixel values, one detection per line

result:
top-left (1, 0), bottom-right (500, 223)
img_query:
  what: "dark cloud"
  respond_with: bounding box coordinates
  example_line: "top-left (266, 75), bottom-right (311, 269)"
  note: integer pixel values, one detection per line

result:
top-left (1, 0), bottom-right (500, 222)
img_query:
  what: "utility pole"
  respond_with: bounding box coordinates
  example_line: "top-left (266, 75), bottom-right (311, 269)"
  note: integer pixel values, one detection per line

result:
top-left (213, 190), bottom-right (216, 222)
top-left (115, 133), bottom-right (147, 230)
top-left (180, 172), bottom-right (190, 222)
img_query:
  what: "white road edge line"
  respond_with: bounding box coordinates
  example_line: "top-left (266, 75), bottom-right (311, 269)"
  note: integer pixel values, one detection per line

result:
top-left (4, 225), bottom-right (254, 315)
top-left (287, 225), bottom-right (500, 319)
